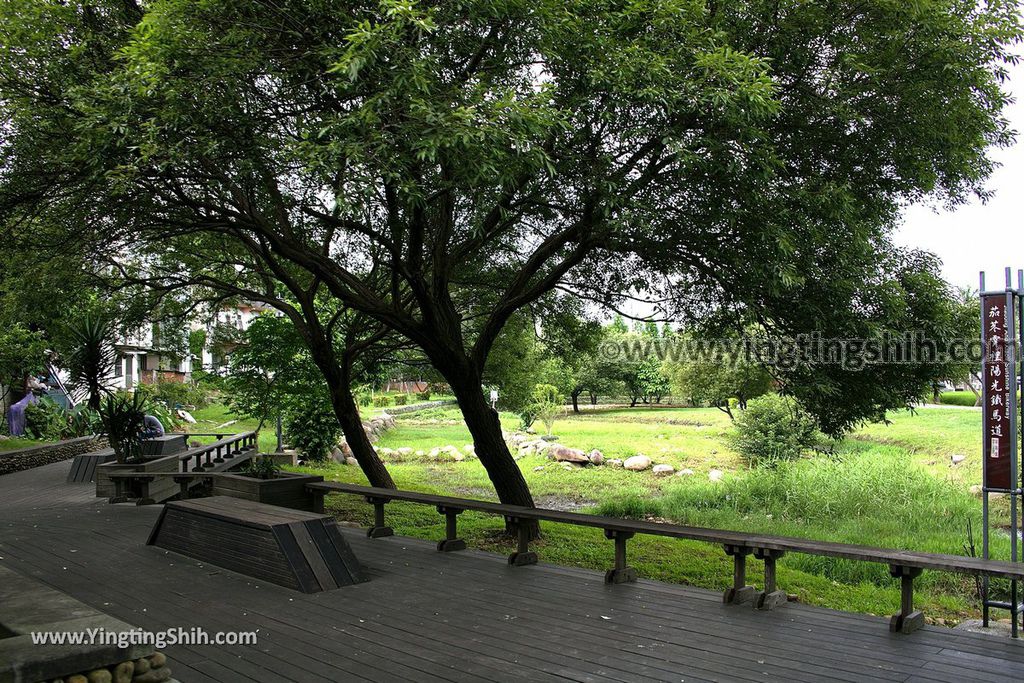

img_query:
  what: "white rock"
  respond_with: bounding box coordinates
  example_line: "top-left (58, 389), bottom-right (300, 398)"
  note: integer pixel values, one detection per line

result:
top-left (588, 449), bottom-right (605, 466)
top-left (624, 455), bottom-right (652, 471)
top-left (533, 466), bottom-right (545, 472)
top-left (550, 445), bottom-right (589, 464)
top-left (344, 456), bottom-right (359, 466)
top-left (396, 447), bottom-right (414, 456)
top-left (607, 459), bottom-right (624, 468)
top-left (708, 469), bottom-right (724, 482)
top-left (652, 464), bottom-right (675, 476)
top-left (415, 450), bottom-right (425, 457)
top-left (676, 468), bottom-right (695, 477)
top-left (951, 454), bottom-right (967, 465)
top-left (428, 447), bottom-right (441, 459)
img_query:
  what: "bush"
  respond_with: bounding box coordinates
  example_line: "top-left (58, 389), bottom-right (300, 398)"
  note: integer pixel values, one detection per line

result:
top-left (531, 383), bottom-right (563, 435)
top-left (67, 405), bottom-right (101, 437)
top-left (355, 387), bottom-right (373, 407)
top-left (285, 401), bottom-right (341, 462)
top-left (939, 391), bottom-right (978, 407)
top-left (373, 395), bottom-right (393, 408)
top-left (143, 377), bottom-right (210, 409)
top-left (731, 394), bottom-right (820, 467)
top-left (394, 394), bottom-right (408, 406)
top-left (416, 390), bottom-right (431, 401)
top-left (244, 455), bottom-right (281, 480)
top-left (99, 392), bottom-right (148, 463)
top-left (24, 398), bottom-right (67, 441)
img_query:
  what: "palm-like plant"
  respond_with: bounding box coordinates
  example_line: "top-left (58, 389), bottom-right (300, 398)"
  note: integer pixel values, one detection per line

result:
top-left (99, 392), bottom-right (147, 463)
top-left (67, 315), bottom-right (116, 410)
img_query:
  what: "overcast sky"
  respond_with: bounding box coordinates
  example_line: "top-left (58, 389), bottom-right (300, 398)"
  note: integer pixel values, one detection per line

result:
top-left (894, 58), bottom-right (1024, 292)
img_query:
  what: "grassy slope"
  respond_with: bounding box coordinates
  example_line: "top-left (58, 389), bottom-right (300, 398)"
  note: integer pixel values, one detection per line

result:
top-left (290, 404), bottom-right (1003, 624)
top-left (0, 436), bottom-right (48, 451)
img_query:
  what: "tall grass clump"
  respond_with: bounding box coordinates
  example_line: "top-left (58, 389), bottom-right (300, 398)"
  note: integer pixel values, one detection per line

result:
top-left (599, 447), bottom-right (996, 590)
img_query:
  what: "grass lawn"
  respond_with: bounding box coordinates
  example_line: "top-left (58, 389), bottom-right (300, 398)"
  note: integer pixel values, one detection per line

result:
top-left (0, 436), bottom-right (49, 451)
top-left (289, 403), bottom-right (1008, 625)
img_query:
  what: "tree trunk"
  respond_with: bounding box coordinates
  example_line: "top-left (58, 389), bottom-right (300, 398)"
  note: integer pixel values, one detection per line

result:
top-left (447, 372), bottom-right (539, 539)
top-left (329, 374), bottom-right (395, 489)
top-left (571, 386), bottom-right (583, 413)
top-left (589, 391), bottom-right (597, 406)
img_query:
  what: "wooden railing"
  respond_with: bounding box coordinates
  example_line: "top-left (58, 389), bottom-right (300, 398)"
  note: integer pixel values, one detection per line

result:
top-left (308, 481), bottom-right (1024, 635)
top-left (177, 432), bottom-right (258, 473)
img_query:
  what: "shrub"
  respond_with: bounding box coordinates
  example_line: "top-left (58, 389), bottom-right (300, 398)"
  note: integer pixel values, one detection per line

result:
top-left (416, 390), bottom-right (431, 401)
top-left (24, 398), bottom-right (67, 441)
top-left (99, 392), bottom-right (148, 463)
top-left (531, 383), bottom-right (563, 435)
top-left (355, 387), bottom-right (373, 407)
top-left (244, 455), bottom-right (281, 480)
top-left (731, 394), bottom-right (820, 467)
top-left (285, 401), bottom-right (341, 462)
top-left (373, 395), bottom-right (393, 408)
top-left (394, 394), bottom-right (408, 406)
top-left (939, 391), bottom-right (978, 407)
top-left (67, 405), bottom-right (102, 437)
top-left (143, 377), bottom-right (210, 409)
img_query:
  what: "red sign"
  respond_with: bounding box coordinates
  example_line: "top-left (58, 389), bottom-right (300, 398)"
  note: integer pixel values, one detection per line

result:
top-left (982, 294), bottom-right (1014, 490)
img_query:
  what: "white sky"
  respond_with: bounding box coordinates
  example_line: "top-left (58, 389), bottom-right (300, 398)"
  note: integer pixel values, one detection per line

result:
top-left (894, 58), bottom-right (1024, 292)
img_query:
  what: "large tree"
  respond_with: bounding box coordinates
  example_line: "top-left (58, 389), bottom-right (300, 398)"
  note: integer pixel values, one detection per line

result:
top-left (1, 0), bottom-right (1019, 524)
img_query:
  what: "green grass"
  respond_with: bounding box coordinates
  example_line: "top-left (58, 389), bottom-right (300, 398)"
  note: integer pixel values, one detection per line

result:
top-left (183, 404), bottom-right (280, 453)
top-left (939, 391), bottom-right (980, 407)
top-left (0, 436), bottom-right (49, 451)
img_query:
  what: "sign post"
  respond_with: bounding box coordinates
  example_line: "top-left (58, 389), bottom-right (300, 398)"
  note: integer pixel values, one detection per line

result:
top-left (980, 268), bottom-right (1022, 636)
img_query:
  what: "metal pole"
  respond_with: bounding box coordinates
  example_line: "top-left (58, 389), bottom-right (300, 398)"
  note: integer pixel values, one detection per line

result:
top-left (1007, 269), bottom-right (1019, 638)
top-left (981, 271), bottom-right (990, 627)
top-left (276, 413), bottom-right (283, 452)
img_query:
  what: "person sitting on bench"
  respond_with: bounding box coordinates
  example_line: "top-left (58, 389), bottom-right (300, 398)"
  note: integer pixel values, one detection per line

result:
top-left (141, 414), bottom-right (165, 439)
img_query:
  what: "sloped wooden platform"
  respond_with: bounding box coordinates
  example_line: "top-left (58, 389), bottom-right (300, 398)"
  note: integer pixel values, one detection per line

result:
top-left (4, 460), bottom-right (1024, 681)
top-left (148, 496), bottom-right (365, 592)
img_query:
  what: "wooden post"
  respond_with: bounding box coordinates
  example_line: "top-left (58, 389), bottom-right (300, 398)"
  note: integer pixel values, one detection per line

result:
top-left (889, 565), bottom-right (925, 633)
top-left (365, 496), bottom-right (393, 538)
top-left (753, 548), bottom-right (788, 610)
top-left (604, 530), bottom-right (637, 584)
top-left (311, 490), bottom-right (325, 514)
top-left (214, 445), bottom-right (224, 463)
top-left (506, 516), bottom-right (538, 566)
top-left (722, 545), bottom-right (756, 604)
top-left (191, 454), bottom-right (203, 472)
top-left (174, 475), bottom-right (191, 500)
top-left (436, 506), bottom-right (466, 552)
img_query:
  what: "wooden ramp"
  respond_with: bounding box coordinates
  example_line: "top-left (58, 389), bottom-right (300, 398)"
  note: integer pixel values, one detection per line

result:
top-left (147, 496), bottom-right (365, 593)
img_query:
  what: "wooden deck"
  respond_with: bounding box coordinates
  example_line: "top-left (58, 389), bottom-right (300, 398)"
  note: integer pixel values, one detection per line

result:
top-left (3, 463), bottom-right (1024, 682)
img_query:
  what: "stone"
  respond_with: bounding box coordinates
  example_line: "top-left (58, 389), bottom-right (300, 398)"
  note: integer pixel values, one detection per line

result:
top-left (951, 454), bottom-right (967, 465)
top-left (133, 659), bottom-right (150, 675)
top-left (87, 670), bottom-right (112, 683)
top-left (132, 669), bottom-right (170, 683)
top-left (396, 447), bottom-right (414, 457)
top-left (428, 447), bottom-right (441, 459)
top-left (587, 449), bottom-right (605, 466)
top-left (560, 462), bottom-right (576, 470)
top-left (708, 469), bottom-right (724, 482)
top-left (676, 468), bottom-right (695, 477)
top-left (607, 458), bottom-right (623, 468)
top-left (68, 676), bottom-right (88, 683)
top-left (624, 455), bottom-right (652, 471)
top-left (652, 464), bottom-right (675, 476)
top-left (415, 450), bottom-right (425, 457)
top-left (345, 456), bottom-right (359, 466)
top-left (550, 445), bottom-right (589, 464)
top-left (148, 654), bottom-right (166, 668)
top-left (970, 484), bottom-right (983, 497)
top-left (533, 466), bottom-right (545, 471)
top-left (113, 661), bottom-right (135, 683)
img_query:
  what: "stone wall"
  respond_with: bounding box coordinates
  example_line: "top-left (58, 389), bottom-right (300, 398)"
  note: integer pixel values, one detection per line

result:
top-left (0, 435), bottom-right (108, 477)
top-left (385, 399), bottom-right (456, 415)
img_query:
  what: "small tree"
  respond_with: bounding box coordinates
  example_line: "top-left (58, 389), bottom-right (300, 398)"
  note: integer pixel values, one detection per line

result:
top-left (531, 384), bottom-right (563, 436)
top-left (66, 315), bottom-right (116, 410)
top-left (98, 392), bottom-right (148, 463)
top-left (731, 394), bottom-right (820, 468)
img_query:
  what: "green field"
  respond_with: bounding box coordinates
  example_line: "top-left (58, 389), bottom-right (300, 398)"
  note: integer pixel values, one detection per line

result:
top-left (289, 403), bottom-right (1011, 625)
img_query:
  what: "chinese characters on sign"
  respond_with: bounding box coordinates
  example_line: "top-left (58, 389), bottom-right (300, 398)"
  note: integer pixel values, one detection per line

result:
top-left (983, 294), bottom-right (1015, 490)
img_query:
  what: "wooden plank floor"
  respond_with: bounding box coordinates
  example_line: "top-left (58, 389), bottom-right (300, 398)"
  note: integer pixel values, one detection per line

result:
top-left (3, 463), bottom-right (1024, 682)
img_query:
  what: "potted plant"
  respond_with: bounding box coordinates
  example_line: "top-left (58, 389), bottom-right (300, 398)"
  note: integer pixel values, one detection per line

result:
top-left (98, 392), bottom-right (147, 464)
top-left (212, 456), bottom-right (323, 510)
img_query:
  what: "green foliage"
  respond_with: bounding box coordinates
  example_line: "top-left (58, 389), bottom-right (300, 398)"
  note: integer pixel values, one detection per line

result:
top-left (394, 394), bottom-right (408, 406)
top-left (67, 405), bottom-right (102, 438)
top-left (24, 398), bottom-right (67, 441)
top-left (285, 400), bottom-right (341, 463)
top-left (373, 395), bottom-right (393, 408)
top-left (140, 377), bottom-right (209, 409)
top-left (530, 383), bottom-right (563, 435)
top-left (0, 324), bottom-right (47, 391)
top-left (416, 390), bottom-right (431, 401)
top-left (244, 455), bottom-right (282, 480)
top-left (99, 392), bottom-right (148, 463)
top-left (65, 314), bottom-right (116, 410)
top-left (940, 391), bottom-right (979, 407)
top-left (667, 333), bottom-right (772, 415)
top-left (731, 394), bottom-right (821, 467)
top-left (187, 328), bottom-right (207, 364)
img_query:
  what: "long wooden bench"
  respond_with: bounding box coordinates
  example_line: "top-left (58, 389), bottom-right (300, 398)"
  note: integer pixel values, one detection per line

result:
top-left (309, 481), bottom-right (1024, 634)
top-left (147, 496), bottom-right (366, 593)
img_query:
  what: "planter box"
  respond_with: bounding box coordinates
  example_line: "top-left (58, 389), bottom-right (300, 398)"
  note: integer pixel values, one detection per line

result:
top-left (95, 454), bottom-right (179, 501)
top-left (211, 472), bottom-right (324, 511)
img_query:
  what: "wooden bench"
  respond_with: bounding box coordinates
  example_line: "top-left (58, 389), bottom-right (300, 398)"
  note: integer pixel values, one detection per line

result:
top-left (309, 481), bottom-right (1024, 634)
top-left (147, 496), bottom-right (366, 593)
top-left (65, 448), bottom-right (115, 483)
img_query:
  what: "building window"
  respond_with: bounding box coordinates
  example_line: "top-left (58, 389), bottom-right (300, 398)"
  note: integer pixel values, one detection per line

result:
top-left (114, 355), bottom-right (123, 378)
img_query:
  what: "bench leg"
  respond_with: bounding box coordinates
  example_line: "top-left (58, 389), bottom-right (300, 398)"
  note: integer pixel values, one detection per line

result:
top-left (723, 545), bottom-right (756, 604)
top-left (507, 517), bottom-right (538, 566)
top-left (437, 506), bottom-right (466, 552)
top-left (366, 497), bottom-right (393, 538)
top-left (889, 565), bottom-right (925, 634)
top-left (604, 530), bottom-right (637, 584)
top-left (754, 548), bottom-right (788, 610)
top-left (311, 491), bottom-right (325, 514)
